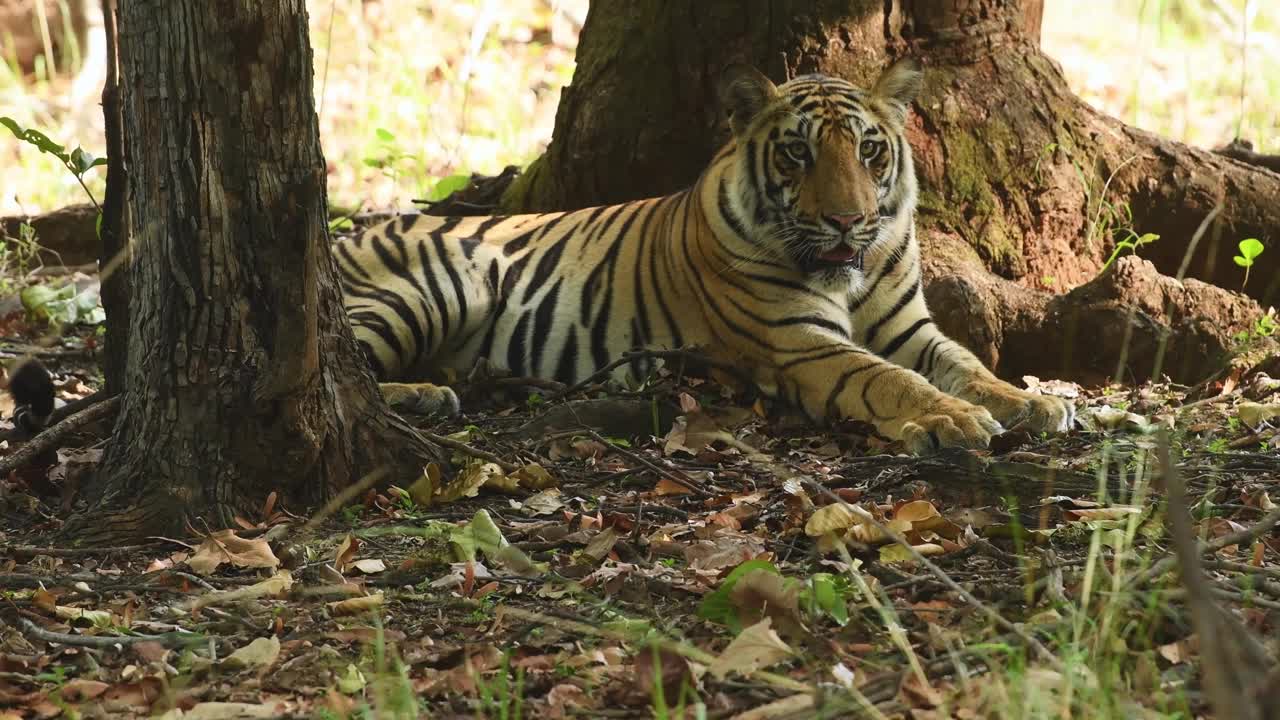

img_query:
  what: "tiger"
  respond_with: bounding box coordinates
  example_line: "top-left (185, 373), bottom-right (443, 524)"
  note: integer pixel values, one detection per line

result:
top-left (335, 58), bottom-right (1074, 453)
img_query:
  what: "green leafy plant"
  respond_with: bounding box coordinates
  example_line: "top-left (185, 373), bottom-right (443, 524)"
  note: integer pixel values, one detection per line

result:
top-left (1, 116), bottom-right (106, 213)
top-left (21, 282), bottom-right (105, 327)
top-left (0, 222), bottom-right (42, 294)
top-left (1233, 237), bottom-right (1264, 287)
top-left (1101, 230), bottom-right (1160, 272)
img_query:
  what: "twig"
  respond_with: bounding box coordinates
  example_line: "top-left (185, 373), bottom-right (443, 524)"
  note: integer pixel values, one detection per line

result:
top-left (1, 541), bottom-right (159, 559)
top-left (12, 617), bottom-right (201, 649)
top-left (582, 429), bottom-right (707, 497)
top-left (802, 478), bottom-right (1067, 673)
top-left (545, 348), bottom-right (748, 402)
top-left (419, 429), bottom-right (518, 473)
top-left (0, 395), bottom-right (120, 476)
top-left (301, 465), bottom-right (391, 533)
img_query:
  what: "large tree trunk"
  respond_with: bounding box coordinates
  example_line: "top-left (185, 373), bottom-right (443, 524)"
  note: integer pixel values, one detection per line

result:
top-left (61, 0), bottom-right (439, 542)
top-left (501, 0), bottom-right (1280, 382)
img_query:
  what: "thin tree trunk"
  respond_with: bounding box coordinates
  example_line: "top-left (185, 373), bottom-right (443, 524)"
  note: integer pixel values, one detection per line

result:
top-left (63, 0), bottom-right (438, 542)
top-left (97, 0), bottom-right (126, 395)
top-left (500, 0), bottom-right (1280, 382)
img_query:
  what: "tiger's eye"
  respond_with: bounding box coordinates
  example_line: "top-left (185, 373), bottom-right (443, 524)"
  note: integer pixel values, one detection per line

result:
top-left (860, 140), bottom-right (880, 159)
top-left (782, 140), bottom-right (810, 163)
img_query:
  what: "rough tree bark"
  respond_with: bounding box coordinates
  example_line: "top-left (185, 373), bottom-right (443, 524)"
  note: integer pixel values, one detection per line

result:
top-left (61, 0), bottom-right (439, 541)
top-left (501, 0), bottom-right (1280, 383)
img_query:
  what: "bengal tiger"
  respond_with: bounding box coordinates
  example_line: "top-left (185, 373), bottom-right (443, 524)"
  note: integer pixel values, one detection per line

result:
top-left (335, 58), bottom-right (1074, 453)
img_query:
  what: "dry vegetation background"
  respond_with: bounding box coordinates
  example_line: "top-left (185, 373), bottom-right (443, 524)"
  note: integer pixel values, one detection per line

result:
top-left (1, 0), bottom-right (1275, 218)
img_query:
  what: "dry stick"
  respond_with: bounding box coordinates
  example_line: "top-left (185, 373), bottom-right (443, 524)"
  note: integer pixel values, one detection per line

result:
top-left (1, 542), bottom-right (158, 559)
top-left (801, 478), bottom-right (1067, 673)
top-left (419, 429), bottom-right (518, 473)
top-left (1133, 502), bottom-right (1280, 588)
top-left (0, 396), bottom-right (120, 477)
top-left (583, 428), bottom-right (707, 496)
top-left (545, 348), bottom-right (748, 402)
top-left (13, 617), bottom-right (200, 650)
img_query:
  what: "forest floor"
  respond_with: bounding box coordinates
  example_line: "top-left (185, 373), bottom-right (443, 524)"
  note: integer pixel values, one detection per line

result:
top-left (2, 302), bottom-right (1279, 719)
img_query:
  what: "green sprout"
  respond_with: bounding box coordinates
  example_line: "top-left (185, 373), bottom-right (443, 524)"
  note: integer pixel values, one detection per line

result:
top-left (1233, 238), bottom-right (1265, 287)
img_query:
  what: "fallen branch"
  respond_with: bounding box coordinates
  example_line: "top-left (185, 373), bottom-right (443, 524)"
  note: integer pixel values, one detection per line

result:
top-left (419, 429), bottom-right (518, 473)
top-left (583, 428), bottom-right (707, 497)
top-left (0, 395), bottom-right (120, 476)
top-left (12, 616), bottom-right (202, 650)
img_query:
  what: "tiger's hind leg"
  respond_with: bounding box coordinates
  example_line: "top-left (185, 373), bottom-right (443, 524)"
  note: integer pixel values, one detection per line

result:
top-left (379, 382), bottom-right (461, 417)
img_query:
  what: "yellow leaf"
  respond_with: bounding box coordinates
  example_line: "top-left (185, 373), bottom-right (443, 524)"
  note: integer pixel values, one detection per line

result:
top-left (328, 593), bottom-right (385, 616)
top-left (805, 504), bottom-right (856, 536)
top-left (221, 636), bottom-right (281, 671)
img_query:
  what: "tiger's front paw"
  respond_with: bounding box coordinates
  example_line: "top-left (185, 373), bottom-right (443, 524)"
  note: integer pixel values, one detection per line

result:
top-left (956, 380), bottom-right (1074, 435)
top-left (380, 382), bottom-right (461, 417)
top-left (895, 398), bottom-right (1003, 454)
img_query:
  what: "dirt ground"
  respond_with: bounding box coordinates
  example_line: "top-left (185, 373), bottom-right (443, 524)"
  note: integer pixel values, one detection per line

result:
top-left (2, 300), bottom-right (1279, 719)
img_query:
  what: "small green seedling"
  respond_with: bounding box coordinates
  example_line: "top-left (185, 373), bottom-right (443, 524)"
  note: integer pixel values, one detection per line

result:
top-left (1233, 238), bottom-right (1265, 287)
top-left (1101, 230), bottom-right (1159, 272)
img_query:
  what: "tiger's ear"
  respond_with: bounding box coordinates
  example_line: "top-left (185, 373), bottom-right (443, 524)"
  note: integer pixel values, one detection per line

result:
top-left (719, 64), bottom-right (779, 136)
top-left (872, 57), bottom-right (923, 120)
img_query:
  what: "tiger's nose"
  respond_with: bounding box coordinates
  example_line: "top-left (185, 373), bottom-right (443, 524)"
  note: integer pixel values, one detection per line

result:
top-left (824, 212), bottom-right (864, 231)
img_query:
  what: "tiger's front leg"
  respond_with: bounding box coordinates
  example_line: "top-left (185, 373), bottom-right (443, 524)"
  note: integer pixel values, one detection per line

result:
top-left (864, 297), bottom-right (1074, 434)
top-left (774, 342), bottom-right (1003, 453)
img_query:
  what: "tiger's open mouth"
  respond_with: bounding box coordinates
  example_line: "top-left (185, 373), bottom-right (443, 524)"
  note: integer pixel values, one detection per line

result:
top-left (810, 242), bottom-right (866, 271)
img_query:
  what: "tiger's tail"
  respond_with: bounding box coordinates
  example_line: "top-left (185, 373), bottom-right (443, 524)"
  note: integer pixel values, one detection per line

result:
top-left (4, 358), bottom-right (54, 435)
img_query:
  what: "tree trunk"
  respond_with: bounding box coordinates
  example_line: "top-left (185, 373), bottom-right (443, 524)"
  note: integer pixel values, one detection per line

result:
top-left (62, 0), bottom-right (438, 542)
top-left (501, 0), bottom-right (1280, 382)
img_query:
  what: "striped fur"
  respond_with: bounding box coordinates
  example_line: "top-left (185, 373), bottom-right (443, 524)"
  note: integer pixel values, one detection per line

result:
top-left (335, 59), bottom-right (1073, 453)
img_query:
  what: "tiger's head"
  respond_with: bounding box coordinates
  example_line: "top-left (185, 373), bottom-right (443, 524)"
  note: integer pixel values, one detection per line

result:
top-left (716, 59), bottom-right (923, 276)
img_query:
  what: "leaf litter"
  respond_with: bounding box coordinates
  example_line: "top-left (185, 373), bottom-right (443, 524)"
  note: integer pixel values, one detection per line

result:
top-left (2, 351), bottom-right (1280, 717)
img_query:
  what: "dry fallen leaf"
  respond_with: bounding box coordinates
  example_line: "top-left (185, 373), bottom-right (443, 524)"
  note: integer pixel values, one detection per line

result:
top-left (708, 618), bottom-right (794, 680)
top-left (328, 593), bottom-right (385, 616)
top-left (189, 570), bottom-right (293, 610)
top-left (187, 529), bottom-right (280, 575)
top-left (221, 636), bottom-right (281, 671)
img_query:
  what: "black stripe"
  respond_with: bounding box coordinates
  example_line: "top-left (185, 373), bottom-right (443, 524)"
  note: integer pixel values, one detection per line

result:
top-left (849, 232), bottom-right (913, 313)
top-left (913, 337), bottom-right (940, 373)
top-left (530, 279), bottom-right (563, 376)
top-left (434, 233), bottom-right (468, 333)
top-left (779, 346), bottom-right (862, 371)
top-left (507, 310), bottom-right (532, 375)
top-left (522, 233), bottom-right (571, 303)
top-left (879, 317), bottom-right (931, 359)
top-left (415, 239), bottom-right (452, 345)
top-left (824, 357), bottom-right (877, 420)
top-left (630, 201), bottom-right (663, 344)
top-left (860, 367), bottom-right (898, 420)
top-left (648, 194), bottom-right (685, 349)
top-left (554, 325), bottom-right (579, 382)
top-left (864, 277), bottom-right (921, 347)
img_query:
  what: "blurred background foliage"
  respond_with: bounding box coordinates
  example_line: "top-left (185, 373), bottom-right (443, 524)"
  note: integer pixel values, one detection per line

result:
top-left (1, 0), bottom-right (1274, 217)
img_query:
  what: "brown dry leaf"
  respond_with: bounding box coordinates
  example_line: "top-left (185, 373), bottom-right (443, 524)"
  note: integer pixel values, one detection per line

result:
top-left (334, 534), bottom-right (359, 574)
top-left (683, 534), bottom-right (767, 572)
top-left (221, 636), bottom-right (281, 671)
top-left (633, 645), bottom-right (694, 706)
top-left (728, 569), bottom-right (803, 634)
top-left (56, 679), bottom-right (109, 702)
top-left (730, 693), bottom-right (814, 720)
top-left (350, 558), bottom-right (386, 575)
top-left (511, 463), bottom-right (558, 490)
top-left (582, 527), bottom-right (620, 563)
top-left (187, 529), bottom-right (279, 575)
top-left (1158, 636), bottom-right (1197, 664)
top-left (156, 702), bottom-right (283, 719)
top-left (544, 683), bottom-right (594, 719)
top-left (328, 593), bottom-right (385, 616)
top-left (654, 477), bottom-right (695, 496)
top-left (52, 605), bottom-right (113, 627)
top-left (708, 618), bottom-right (794, 680)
